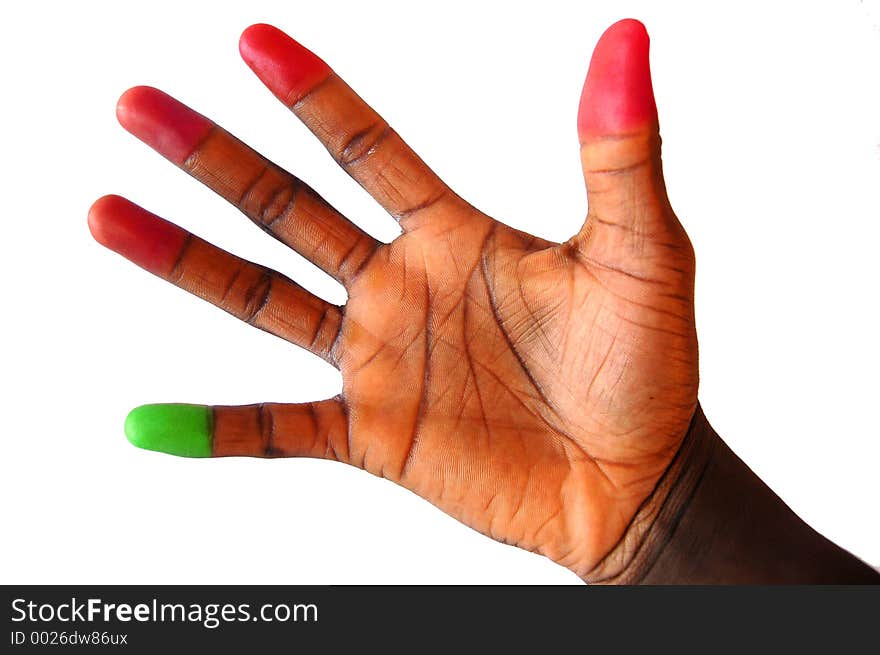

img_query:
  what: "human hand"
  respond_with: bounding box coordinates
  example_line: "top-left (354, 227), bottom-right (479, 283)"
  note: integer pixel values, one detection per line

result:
top-left (88, 19), bottom-right (698, 580)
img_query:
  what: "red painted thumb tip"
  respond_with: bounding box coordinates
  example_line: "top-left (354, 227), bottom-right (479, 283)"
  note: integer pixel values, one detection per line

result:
top-left (239, 23), bottom-right (277, 53)
top-left (577, 18), bottom-right (657, 138)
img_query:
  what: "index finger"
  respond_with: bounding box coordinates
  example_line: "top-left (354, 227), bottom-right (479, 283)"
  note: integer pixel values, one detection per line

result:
top-left (239, 23), bottom-right (460, 227)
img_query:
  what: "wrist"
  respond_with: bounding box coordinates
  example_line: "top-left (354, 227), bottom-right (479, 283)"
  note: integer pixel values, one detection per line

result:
top-left (581, 404), bottom-right (714, 584)
top-left (584, 404), bottom-right (880, 584)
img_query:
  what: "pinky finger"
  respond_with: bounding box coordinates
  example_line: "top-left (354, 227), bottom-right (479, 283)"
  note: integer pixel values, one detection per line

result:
top-left (124, 399), bottom-right (351, 461)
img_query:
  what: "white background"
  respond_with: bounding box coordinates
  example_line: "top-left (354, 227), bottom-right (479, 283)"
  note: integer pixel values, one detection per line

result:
top-left (1, 0), bottom-right (878, 584)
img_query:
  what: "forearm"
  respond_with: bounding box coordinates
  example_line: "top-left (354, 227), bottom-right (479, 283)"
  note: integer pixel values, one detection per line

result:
top-left (587, 405), bottom-right (880, 584)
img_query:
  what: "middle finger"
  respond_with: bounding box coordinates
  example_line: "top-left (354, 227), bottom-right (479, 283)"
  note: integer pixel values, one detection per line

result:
top-left (116, 86), bottom-right (379, 287)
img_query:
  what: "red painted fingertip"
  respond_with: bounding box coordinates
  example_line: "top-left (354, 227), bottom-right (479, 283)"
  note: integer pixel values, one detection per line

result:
top-left (239, 23), bottom-right (331, 105)
top-left (577, 18), bottom-right (657, 138)
top-left (88, 195), bottom-right (188, 276)
top-left (116, 86), bottom-right (213, 165)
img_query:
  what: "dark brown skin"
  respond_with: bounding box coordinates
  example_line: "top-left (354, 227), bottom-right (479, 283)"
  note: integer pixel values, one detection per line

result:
top-left (88, 21), bottom-right (878, 583)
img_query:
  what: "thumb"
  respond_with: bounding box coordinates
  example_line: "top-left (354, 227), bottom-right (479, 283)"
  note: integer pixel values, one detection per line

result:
top-left (573, 19), bottom-right (690, 273)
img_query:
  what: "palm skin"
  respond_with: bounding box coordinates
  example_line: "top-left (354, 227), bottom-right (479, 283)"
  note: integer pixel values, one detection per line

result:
top-left (341, 178), bottom-right (696, 576)
top-left (90, 19), bottom-right (698, 579)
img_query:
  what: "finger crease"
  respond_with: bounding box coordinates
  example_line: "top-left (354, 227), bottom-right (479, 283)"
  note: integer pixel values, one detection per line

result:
top-left (236, 164), bottom-right (274, 210)
top-left (242, 272), bottom-right (274, 325)
top-left (339, 123), bottom-right (392, 167)
top-left (395, 188), bottom-right (449, 221)
top-left (257, 403), bottom-right (276, 457)
top-left (168, 233), bottom-right (195, 284)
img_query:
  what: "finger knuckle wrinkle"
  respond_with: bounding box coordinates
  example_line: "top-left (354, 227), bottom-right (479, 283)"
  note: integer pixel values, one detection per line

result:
top-left (235, 164), bottom-right (273, 210)
top-left (256, 402), bottom-right (277, 457)
top-left (241, 271), bottom-right (274, 325)
top-left (309, 306), bottom-right (333, 350)
top-left (337, 237), bottom-right (374, 284)
top-left (338, 122), bottom-right (392, 168)
top-left (256, 182), bottom-right (298, 232)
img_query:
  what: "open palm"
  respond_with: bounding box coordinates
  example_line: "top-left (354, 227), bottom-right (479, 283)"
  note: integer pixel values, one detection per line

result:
top-left (89, 20), bottom-right (698, 579)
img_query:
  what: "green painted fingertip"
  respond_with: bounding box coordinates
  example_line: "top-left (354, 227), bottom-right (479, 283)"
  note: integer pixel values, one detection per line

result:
top-left (124, 404), bottom-right (213, 458)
